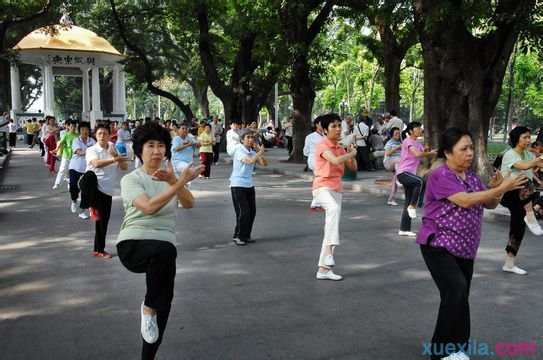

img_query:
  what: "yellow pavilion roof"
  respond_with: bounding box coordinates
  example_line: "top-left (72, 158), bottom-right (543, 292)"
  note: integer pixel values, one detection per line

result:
top-left (14, 25), bottom-right (122, 56)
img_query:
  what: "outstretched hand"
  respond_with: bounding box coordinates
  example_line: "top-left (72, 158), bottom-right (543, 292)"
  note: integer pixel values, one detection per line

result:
top-left (488, 170), bottom-right (504, 189)
top-left (500, 174), bottom-right (529, 192)
top-left (152, 161), bottom-right (176, 184)
top-left (180, 163), bottom-right (205, 184)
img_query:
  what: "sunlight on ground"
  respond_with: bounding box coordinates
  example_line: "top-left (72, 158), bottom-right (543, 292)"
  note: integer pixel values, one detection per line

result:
top-left (0, 280), bottom-right (51, 297)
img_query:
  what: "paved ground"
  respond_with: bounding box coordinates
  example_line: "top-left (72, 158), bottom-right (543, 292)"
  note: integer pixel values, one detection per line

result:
top-left (0, 148), bottom-right (542, 360)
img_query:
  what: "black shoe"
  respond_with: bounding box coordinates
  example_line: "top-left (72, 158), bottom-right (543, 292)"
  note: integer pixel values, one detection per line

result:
top-left (233, 238), bottom-right (247, 246)
top-left (245, 238), bottom-right (256, 244)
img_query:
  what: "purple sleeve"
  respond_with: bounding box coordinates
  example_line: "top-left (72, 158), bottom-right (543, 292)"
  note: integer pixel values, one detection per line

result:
top-left (429, 167), bottom-right (465, 200)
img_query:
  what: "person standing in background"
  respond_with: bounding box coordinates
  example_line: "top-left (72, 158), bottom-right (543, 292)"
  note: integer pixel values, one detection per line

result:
top-left (53, 120), bottom-right (78, 190)
top-left (69, 122), bottom-right (96, 219)
top-left (7, 118), bottom-right (17, 150)
top-left (197, 123), bottom-right (214, 179)
top-left (85, 124), bottom-right (127, 258)
top-left (211, 116), bottom-right (223, 165)
top-left (284, 117), bottom-right (294, 156)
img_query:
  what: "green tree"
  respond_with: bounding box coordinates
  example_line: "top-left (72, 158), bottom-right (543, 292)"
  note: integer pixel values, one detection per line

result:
top-left (412, 0), bottom-right (540, 174)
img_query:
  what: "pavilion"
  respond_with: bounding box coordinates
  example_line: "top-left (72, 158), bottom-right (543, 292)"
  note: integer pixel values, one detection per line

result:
top-left (10, 18), bottom-right (126, 127)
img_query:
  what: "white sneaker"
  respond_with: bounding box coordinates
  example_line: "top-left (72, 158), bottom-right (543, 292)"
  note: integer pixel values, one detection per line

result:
top-left (316, 270), bottom-right (343, 281)
top-left (52, 184), bottom-right (58, 190)
top-left (70, 201), bottom-right (77, 213)
top-left (407, 207), bottom-right (417, 218)
top-left (523, 216), bottom-right (543, 235)
top-left (441, 353), bottom-right (459, 360)
top-left (398, 230), bottom-right (417, 237)
top-left (78, 211), bottom-right (89, 220)
top-left (323, 255), bottom-right (335, 267)
top-left (455, 352), bottom-right (470, 360)
top-left (140, 302), bottom-right (159, 344)
top-left (502, 265), bottom-right (527, 275)
top-left (387, 200), bottom-right (398, 206)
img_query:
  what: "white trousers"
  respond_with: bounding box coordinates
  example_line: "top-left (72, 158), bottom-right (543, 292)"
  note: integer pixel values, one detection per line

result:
top-left (54, 157), bottom-right (69, 186)
top-left (313, 187), bottom-right (342, 267)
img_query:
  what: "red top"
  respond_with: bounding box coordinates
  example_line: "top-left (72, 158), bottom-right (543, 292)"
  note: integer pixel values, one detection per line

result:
top-left (312, 137), bottom-right (346, 192)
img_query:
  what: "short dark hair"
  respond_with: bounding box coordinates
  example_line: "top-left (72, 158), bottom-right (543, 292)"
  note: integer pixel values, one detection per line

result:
top-left (390, 110), bottom-right (398, 117)
top-left (64, 120), bottom-right (72, 126)
top-left (406, 121), bottom-right (422, 135)
top-left (94, 123), bottom-right (110, 134)
top-left (132, 121), bottom-right (172, 162)
top-left (509, 126), bottom-right (531, 148)
top-left (204, 123), bottom-right (211, 129)
top-left (313, 116), bottom-right (321, 125)
top-left (438, 127), bottom-right (473, 158)
top-left (317, 113), bottom-right (342, 132)
top-left (78, 122), bottom-right (91, 131)
top-left (531, 141), bottom-right (543, 148)
top-left (390, 127), bottom-right (400, 135)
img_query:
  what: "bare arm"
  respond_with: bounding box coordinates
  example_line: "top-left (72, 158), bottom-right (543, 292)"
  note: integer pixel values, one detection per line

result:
top-left (384, 145), bottom-right (401, 157)
top-left (133, 165), bottom-right (201, 214)
top-left (409, 146), bottom-right (436, 158)
top-left (321, 146), bottom-right (357, 166)
top-left (512, 158), bottom-right (543, 171)
top-left (447, 175), bottom-right (527, 209)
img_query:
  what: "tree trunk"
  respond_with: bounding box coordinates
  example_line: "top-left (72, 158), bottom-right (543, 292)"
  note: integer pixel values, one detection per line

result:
top-left (289, 57), bottom-right (315, 162)
top-left (0, 60), bottom-right (9, 111)
top-left (383, 55), bottom-right (401, 112)
top-left (503, 44), bottom-right (517, 142)
top-left (421, 48), bottom-right (512, 177)
top-left (413, 0), bottom-right (531, 177)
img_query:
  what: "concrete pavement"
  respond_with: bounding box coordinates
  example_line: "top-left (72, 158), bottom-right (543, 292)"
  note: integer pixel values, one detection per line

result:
top-left (0, 148), bottom-right (541, 359)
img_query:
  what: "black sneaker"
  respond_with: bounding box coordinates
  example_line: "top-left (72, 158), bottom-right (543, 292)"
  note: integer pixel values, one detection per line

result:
top-left (232, 238), bottom-right (247, 246)
top-left (245, 238), bottom-right (256, 243)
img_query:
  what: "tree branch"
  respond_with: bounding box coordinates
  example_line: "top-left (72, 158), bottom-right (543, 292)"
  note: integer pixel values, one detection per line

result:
top-left (7, 0), bottom-right (51, 26)
top-left (108, 0), bottom-right (193, 120)
top-left (307, 1), bottom-right (335, 44)
top-left (196, 4), bottom-right (231, 102)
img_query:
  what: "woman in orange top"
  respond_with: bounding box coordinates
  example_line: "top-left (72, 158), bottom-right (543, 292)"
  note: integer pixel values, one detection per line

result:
top-left (312, 113), bottom-right (357, 281)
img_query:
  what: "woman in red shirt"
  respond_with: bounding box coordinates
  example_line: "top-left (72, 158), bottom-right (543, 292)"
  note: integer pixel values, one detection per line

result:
top-left (312, 113), bottom-right (357, 281)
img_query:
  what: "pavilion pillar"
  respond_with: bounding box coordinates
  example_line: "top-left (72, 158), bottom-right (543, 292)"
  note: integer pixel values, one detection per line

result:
top-left (81, 67), bottom-right (91, 122)
top-left (10, 62), bottom-right (22, 121)
top-left (90, 66), bottom-right (103, 128)
top-left (43, 64), bottom-right (55, 116)
top-left (112, 64), bottom-right (126, 119)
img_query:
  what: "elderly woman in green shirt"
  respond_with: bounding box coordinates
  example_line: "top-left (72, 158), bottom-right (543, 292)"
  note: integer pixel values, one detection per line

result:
top-left (500, 126), bottom-right (543, 275)
top-left (117, 122), bottom-right (202, 360)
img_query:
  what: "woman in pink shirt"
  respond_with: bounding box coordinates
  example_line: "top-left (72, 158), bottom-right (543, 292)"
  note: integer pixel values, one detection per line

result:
top-left (312, 113), bottom-right (357, 281)
top-left (396, 122), bottom-right (436, 237)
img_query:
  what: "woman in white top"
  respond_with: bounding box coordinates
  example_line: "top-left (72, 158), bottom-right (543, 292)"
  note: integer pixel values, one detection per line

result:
top-left (69, 122), bottom-right (96, 219)
top-left (85, 123), bottom-right (127, 258)
top-left (7, 119), bottom-right (17, 150)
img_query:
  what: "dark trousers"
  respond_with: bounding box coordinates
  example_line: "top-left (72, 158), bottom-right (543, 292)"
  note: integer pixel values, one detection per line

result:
top-left (397, 172), bottom-right (425, 231)
top-left (421, 245), bottom-right (473, 360)
top-left (500, 189), bottom-right (535, 256)
top-left (69, 169), bottom-right (83, 202)
top-left (38, 137), bottom-right (45, 156)
top-left (231, 187), bottom-right (256, 241)
top-left (94, 190), bottom-right (112, 252)
top-left (199, 152), bottom-right (213, 177)
top-left (26, 133), bottom-right (34, 146)
top-left (8, 133), bottom-right (16, 147)
top-left (356, 146), bottom-right (371, 171)
top-left (286, 136), bottom-right (293, 155)
top-left (212, 143), bottom-right (220, 163)
top-left (117, 240), bottom-right (177, 360)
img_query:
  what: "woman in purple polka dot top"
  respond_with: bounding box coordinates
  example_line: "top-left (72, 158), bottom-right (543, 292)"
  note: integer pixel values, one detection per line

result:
top-left (417, 127), bottom-right (527, 360)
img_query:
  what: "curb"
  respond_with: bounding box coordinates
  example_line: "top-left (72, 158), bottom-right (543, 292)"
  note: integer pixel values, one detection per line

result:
top-left (260, 163), bottom-right (511, 223)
